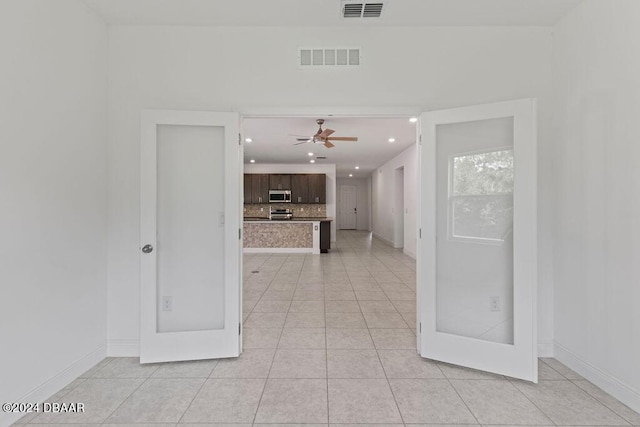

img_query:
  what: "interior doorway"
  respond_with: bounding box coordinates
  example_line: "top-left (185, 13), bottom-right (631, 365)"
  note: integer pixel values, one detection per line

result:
top-left (394, 167), bottom-right (405, 248)
top-left (339, 185), bottom-right (357, 230)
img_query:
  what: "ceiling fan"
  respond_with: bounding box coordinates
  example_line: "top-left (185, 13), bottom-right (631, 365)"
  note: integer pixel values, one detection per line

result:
top-left (293, 119), bottom-right (358, 148)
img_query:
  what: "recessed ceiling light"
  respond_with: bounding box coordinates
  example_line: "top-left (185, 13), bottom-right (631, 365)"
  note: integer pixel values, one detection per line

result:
top-left (349, 174), bottom-right (353, 177)
top-left (388, 138), bottom-right (396, 143)
top-left (308, 152), bottom-right (314, 156)
top-left (245, 138), bottom-right (252, 143)
top-left (355, 166), bottom-right (360, 170)
top-left (310, 159), bottom-right (315, 163)
top-left (249, 159), bottom-right (255, 163)
top-left (409, 117), bottom-right (418, 123)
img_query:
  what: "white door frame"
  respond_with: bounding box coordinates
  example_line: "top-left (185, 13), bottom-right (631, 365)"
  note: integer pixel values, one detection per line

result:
top-left (417, 99), bottom-right (538, 381)
top-left (140, 109), bottom-right (242, 363)
top-left (240, 108), bottom-right (419, 244)
top-left (339, 184), bottom-right (358, 230)
top-left (393, 166), bottom-right (405, 248)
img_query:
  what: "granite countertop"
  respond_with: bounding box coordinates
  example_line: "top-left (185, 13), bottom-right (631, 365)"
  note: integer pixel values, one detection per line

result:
top-left (244, 217), bottom-right (333, 222)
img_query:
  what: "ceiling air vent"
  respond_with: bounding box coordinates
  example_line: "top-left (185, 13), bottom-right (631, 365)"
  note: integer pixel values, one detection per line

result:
top-left (316, 156), bottom-right (327, 160)
top-left (343, 3), bottom-right (363, 18)
top-left (341, 1), bottom-right (385, 18)
top-left (363, 3), bottom-right (383, 17)
top-left (299, 47), bottom-right (361, 68)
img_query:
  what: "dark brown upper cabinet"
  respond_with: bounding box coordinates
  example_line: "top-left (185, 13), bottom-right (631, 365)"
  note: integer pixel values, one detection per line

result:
top-left (291, 174), bottom-right (309, 204)
top-left (243, 174), bottom-right (252, 204)
top-left (269, 174), bottom-right (291, 191)
top-left (244, 173), bottom-right (326, 204)
top-left (308, 174), bottom-right (326, 204)
top-left (250, 174), bottom-right (269, 204)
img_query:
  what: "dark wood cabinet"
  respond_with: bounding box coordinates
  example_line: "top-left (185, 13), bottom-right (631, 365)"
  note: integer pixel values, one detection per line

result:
top-left (250, 174), bottom-right (269, 204)
top-left (291, 174), bottom-right (309, 204)
top-left (320, 220), bottom-right (331, 253)
top-left (308, 174), bottom-right (326, 204)
top-left (269, 174), bottom-right (291, 191)
top-left (243, 174), bottom-right (252, 204)
top-left (244, 173), bottom-right (325, 204)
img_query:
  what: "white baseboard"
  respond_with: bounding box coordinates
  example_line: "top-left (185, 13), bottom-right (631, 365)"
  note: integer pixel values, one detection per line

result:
top-left (1, 344), bottom-right (106, 427)
top-left (243, 247), bottom-right (316, 254)
top-left (554, 341), bottom-right (640, 414)
top-left (372, 232), bottom-right (394, 247)
top-left (107, 339), bottom-right (139, 357)
top-left (537, 340), bottom-right (554, 357)
top-left (403, 248), bottom-right (416, 259)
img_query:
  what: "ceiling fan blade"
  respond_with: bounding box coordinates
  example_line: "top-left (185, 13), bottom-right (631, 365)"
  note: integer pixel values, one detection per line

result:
top-left (296, 138), bottom-right (311, 141)
top-left (294, 140), bottom-right (309, 145)
top-left (327, 136), bottom-right (358, 141)
top-left (319, 128), bottom-right (335, 139)
top-left (324, 141), bottom-right (335, 148)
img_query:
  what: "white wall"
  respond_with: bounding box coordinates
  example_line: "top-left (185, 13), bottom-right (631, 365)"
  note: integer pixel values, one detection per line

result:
top-left (244, 163), bottom-right (337, 241)
top-left (0, 1), bottom-right (108, 425)
top-left (552, 0), bottom-right (640, 412)
top-left (106, 25), bottom-right (555, 354)
top-left (372, 145), bottom-right (418, 258)
top-left (336, 178), bottom-right (371, 231)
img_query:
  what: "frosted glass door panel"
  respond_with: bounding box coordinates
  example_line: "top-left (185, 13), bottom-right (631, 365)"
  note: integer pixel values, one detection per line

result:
top-left (156, 124), bottom-right (225, 333)
top-left (435, 117), bottom-right (514, 345)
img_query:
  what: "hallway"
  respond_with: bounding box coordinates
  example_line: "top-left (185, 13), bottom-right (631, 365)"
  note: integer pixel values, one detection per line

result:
top-left (16, 231), bottom-right (640, 425)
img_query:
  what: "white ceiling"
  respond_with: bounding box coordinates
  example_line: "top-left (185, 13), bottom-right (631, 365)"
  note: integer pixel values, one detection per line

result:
top-left (242, 117), bottom-right (417, 178)
top-left (84, 0), bottom-right (582, 27)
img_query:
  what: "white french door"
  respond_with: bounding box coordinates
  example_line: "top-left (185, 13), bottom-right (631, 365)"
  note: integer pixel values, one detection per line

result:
top-left (140, 110), bottom-right (241, 364)
top-left (418, 99), bottom-right (538, 382)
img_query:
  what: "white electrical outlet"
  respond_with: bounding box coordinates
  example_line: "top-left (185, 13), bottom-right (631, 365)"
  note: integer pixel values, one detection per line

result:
top-left (162, 296), bottom-right (173, 312)
top-left (260, 207), bottom-right (263, 212)
top-left (301, 207), bottom-right (304, 211)
top-left (489, 296), bottom-right (500, 312)
top-left (318, 207), bottom-right (321, 211)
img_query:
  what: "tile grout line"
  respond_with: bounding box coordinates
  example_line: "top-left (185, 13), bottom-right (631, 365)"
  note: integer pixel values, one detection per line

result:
top-left (507, 376), bottom-right (559, 427)
top-left (569, 378), bottom-right (638, 425)
top-left (364, 248), bottom-right (407, 426)
top-left (323, 252), bottom-right (335, 424)
top-left (445, 374), bottom-right (482, 426)
top-left (250, 252), bottom-right (301, 425)
top-left (507, 359), bottom-right (564, 427)
top-left (98, 369), bottom-right (155, 424)
top-left (243, 253), bottom-right (274, 322)
top-left (174, 372), bottom-right (210, 425)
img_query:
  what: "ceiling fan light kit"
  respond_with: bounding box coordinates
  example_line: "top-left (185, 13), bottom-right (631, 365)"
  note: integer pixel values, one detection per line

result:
top-left (294, 119), bottom-right (358, 149)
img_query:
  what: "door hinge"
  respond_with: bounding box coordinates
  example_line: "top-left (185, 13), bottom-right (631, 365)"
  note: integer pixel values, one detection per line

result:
top-left (419, 134), bottom-right (422, 145)
top-left (419, 228), bottom-right (422, 238)
top-left (420, 322), bottom-right (422, 332)
top-left (239, 322), bottom-right (241, 335)
top-left (238, 133), bottom-right (241, 145)
top-left (239, 228), bottom-right (242, 240)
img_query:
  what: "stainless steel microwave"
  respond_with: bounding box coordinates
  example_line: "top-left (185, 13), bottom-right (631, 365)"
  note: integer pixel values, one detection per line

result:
top-left (269, 190), bottom-right (291, 203)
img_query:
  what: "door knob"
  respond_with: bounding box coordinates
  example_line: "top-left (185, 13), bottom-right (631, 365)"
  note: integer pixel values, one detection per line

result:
top-left (142, 244), bottom-right (154, 254)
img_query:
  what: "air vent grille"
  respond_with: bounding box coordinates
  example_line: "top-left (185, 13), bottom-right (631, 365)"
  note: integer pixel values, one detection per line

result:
top-left (299, 47), bottom-right (361, 68)
top-left (343, 3), bottom-right (363, 18)
top-left (316, 156), bottom-right (327, 160)
top-left (341, 1), bottom-right (384, 18)
top-left (363, 3), bottom-right (383, 17)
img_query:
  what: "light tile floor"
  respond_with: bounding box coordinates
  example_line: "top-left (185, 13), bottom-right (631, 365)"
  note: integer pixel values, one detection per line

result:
top-left (16, 231), bottom-right (640, 426)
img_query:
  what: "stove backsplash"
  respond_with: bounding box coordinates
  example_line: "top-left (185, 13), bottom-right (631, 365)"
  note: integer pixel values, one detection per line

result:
top-left (244, 203), bottom-right (326, 218)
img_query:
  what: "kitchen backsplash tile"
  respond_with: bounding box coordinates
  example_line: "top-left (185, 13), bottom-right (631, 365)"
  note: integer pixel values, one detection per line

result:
top-left (244, 204), bottom-right (326, 218)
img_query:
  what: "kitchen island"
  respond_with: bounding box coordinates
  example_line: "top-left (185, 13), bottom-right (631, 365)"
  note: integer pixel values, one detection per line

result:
top-left (243, 218), bottom-right (333, 254)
